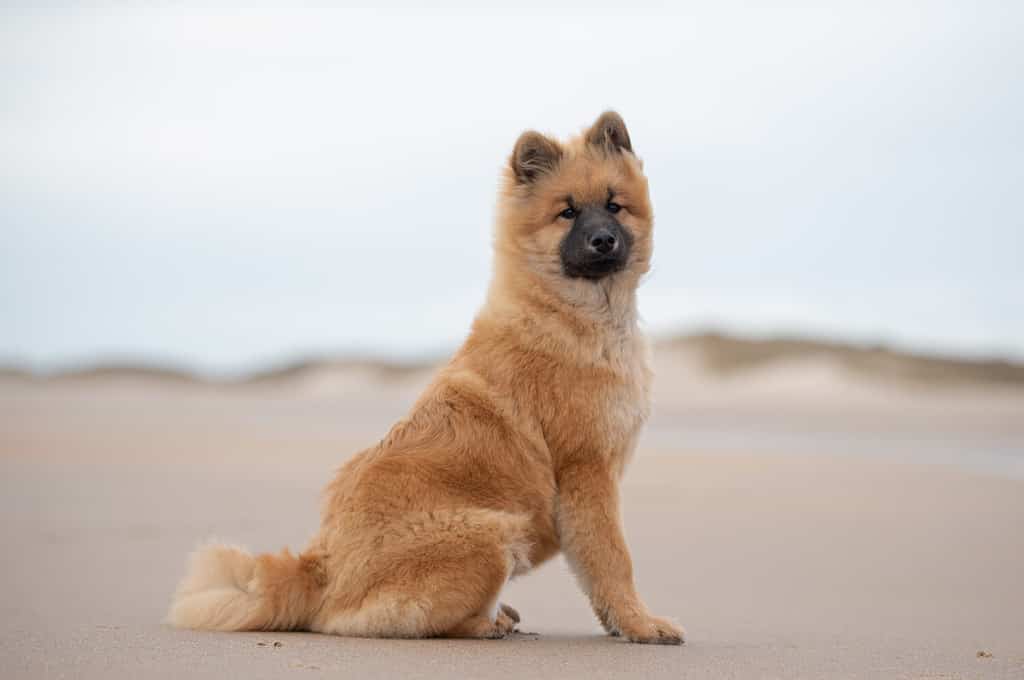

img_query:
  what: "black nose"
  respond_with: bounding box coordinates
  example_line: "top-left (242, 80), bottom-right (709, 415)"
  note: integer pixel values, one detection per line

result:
top-left (587, 229), bottom-right (618, 255)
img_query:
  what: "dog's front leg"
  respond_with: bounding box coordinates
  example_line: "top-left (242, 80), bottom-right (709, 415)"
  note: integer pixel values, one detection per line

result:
top-left (556, 460), bottom-right (684, 645)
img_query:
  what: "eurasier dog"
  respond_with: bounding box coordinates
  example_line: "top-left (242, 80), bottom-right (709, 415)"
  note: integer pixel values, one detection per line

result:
top-left (169, 112), bottom-right (683, 645)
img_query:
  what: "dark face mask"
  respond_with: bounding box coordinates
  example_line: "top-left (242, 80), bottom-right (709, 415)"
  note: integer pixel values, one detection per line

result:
top-left (559, 205), bottom-right (633, 280)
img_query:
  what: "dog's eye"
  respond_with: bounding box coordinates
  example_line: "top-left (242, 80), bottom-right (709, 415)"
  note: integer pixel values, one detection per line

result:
top-left (559, 207), bottom-right (577, 220)
top-left (606, 202), bottom-right (622, 214)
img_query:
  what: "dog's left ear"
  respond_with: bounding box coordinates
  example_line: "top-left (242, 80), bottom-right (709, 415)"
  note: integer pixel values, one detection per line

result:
top-left (586, 111), bottom-right (633, 154)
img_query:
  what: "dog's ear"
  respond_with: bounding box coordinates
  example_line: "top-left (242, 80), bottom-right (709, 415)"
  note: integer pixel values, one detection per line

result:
top-left (585, 110), bottom-right (633, 154)
top-left (510, 131), bottom-right (563, 185)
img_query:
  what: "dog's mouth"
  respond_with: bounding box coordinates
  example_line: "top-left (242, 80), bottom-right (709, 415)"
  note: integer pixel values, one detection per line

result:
top-left (562, 255), bottom-right (627, 280)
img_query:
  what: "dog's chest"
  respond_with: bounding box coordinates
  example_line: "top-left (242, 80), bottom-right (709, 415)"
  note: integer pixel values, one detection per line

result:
top-left (541, 333), bottom-right (651, 463)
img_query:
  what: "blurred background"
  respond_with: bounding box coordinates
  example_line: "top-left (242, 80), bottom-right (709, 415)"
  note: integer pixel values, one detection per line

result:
top-left (3, 3), bottom-right (1022, 375)
top-left (3, 1), bottom-right (1022, 478)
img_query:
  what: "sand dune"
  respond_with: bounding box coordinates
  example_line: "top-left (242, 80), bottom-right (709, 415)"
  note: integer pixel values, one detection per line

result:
top-left (8, 332), bottom-right (1024, 390)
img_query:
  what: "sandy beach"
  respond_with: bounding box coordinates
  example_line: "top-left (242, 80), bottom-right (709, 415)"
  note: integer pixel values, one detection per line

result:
top-left (2, 342), bottom-right (1023, 679)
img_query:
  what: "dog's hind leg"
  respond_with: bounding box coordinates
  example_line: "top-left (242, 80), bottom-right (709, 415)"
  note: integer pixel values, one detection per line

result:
top-left (312, 510), bottom-right (529, 639)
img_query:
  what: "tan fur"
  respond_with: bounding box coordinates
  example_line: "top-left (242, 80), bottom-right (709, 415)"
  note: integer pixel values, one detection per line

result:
top-left (168, 112), bottom-right (684, 645)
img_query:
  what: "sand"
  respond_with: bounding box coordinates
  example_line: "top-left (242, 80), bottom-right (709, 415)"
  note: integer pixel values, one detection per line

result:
top-left (2, 357), bottom-right (1023, 679)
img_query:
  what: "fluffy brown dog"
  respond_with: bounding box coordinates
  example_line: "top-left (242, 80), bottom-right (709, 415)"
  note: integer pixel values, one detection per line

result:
top-left (168, 111), bottom-right (683, 645)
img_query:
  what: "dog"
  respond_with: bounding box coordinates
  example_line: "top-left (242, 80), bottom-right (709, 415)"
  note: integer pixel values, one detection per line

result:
top-left (168, 111), bottom-right (683, 645)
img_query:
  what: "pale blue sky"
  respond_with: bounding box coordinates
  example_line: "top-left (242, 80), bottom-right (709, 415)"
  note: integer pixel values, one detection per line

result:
top-left (2, 3), bottom-right (1022, 373)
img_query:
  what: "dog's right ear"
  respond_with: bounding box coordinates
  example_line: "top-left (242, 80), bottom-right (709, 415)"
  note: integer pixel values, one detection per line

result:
top-left (510, 131), bottom-right (562, 185)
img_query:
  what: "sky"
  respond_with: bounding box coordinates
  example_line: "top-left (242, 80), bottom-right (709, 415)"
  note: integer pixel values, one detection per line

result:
top-left (2, 2), bottom-right (1022, 374)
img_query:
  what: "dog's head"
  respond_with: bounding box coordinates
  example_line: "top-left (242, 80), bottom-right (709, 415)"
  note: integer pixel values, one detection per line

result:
top-left (496, 111), bottom-right (653, 291)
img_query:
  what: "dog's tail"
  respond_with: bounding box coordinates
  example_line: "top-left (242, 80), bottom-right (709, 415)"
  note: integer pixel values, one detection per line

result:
top-left (167, 542), bottom-right (326, 632)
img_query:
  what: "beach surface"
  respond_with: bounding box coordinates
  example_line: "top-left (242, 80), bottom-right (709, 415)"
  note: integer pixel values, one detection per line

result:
top-left (2, 342), bottom-right (1023, 679)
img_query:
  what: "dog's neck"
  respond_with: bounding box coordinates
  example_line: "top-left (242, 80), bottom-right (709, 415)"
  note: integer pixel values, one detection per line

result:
top-left (560, 274), bottom-right (640, 332)
top-left (483, 261), bottom-right (642, 345)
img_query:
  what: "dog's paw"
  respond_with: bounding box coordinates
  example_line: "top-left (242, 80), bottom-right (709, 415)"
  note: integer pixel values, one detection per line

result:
top-left (495, 603), bottom-right (520, 635)
top-left (498, 603), bottom-right (520, 624)
top-left (618, 615), bottom-right (684, 645)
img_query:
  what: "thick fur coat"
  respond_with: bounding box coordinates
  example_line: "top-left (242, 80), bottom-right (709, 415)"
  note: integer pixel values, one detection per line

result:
top-left (168, 112), bottom-right (684, 645)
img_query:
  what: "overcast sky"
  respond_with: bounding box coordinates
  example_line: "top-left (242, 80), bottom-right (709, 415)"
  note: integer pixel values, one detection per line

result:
top-left (2, 3), bottom-right (1022, 373)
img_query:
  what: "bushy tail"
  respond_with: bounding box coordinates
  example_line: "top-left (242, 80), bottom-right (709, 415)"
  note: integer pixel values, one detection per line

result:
top-left (167, 542), bottom-right (326, 632)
